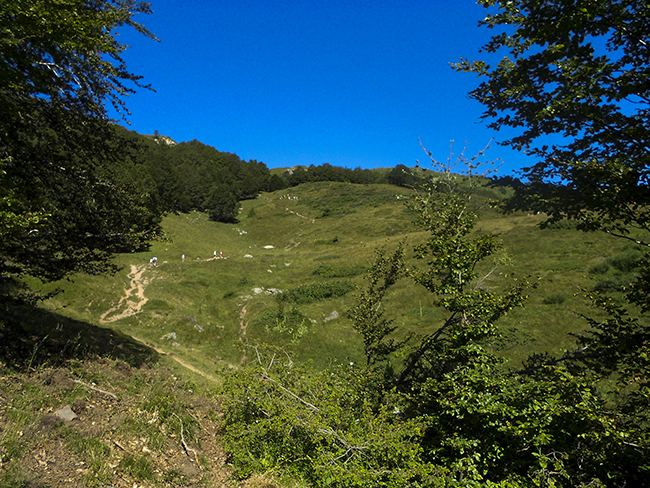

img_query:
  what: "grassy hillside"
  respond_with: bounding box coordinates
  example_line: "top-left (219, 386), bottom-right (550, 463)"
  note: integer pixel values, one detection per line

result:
top-left (33, 180), bottom-right (632, 372)
top-left (2, 178), bottom-right (641, 487)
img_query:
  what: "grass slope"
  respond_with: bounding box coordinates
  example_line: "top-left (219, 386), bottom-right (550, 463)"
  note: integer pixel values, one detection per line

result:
top-left (2, 179), bottom-right (639, 487)
top-left (35, 180), bottom-right (633, 371)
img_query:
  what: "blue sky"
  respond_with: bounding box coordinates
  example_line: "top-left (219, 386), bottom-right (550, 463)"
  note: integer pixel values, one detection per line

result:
top-left (112, 0), bottom-right (530, 175)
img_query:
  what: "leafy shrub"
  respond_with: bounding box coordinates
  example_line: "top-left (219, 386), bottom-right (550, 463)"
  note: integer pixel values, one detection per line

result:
top-left (219, 348), bottom-right (441, 487)
top-left (280, 280), bottom-right (356, 304)
top-left (312, 264), bottom-right (367, 278)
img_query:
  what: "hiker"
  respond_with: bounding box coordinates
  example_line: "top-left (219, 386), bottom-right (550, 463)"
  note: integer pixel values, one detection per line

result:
top-left (220, 251), bottom-right (223, 259)
top-left (214, 251), bottom-right (217, 258)
top-left (182, 254), bottom-right (185, 262)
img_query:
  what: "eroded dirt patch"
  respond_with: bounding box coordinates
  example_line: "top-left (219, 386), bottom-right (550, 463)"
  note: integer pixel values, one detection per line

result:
top-left (100, 264), bottom-right (152, 324)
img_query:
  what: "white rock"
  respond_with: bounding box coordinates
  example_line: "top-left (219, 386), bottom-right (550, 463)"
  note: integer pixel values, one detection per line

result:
top-left (324, 311), bottom-right (340, 322)
top-left (55, 405), bottom-right (78, 422)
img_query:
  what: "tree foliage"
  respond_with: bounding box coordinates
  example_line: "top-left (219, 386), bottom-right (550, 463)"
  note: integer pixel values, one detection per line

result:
top-left (454, 0), bottom-right (650, 239)
top-left (220, 145), bottom-right (650, 486)
top-left (0, 0), bottom-right (162, 289)
top-left (456, 0), bottom-right (650, 443)
top-left (386, 163), bottom-right (420, 188)
top-left (443, 3), bottom-right (650, 483)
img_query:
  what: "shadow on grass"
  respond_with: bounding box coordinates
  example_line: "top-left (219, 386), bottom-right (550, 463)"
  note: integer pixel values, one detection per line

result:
top-left (1, 303), bottom-right (159, 371)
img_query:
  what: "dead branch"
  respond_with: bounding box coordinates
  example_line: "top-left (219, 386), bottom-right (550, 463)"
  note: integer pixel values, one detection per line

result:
top-left (72, 379), bottom-right (118, 400)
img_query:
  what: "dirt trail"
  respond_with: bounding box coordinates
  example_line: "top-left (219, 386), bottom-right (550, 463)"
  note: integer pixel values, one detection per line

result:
top-left (238, 304), bottom-right (250, 365)
top-left (99, 264), bottom-right (151, 323)
top-left (99, 264), bottom-right (220, 382)
top-left (130, 336), bottom-right (220, 383)
top-left (264, 196), bottom-right (315, 223)
top-left (284, 207), bottom-right (315, 223)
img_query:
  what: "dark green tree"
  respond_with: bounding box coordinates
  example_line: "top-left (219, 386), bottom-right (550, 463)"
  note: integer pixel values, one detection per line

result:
top-left (386, 164), bottom-right (419, 188)
top-left (1, 0), bottom-right (161, 291)
top-left (454, 0), bottom-right (650, 239)
top-left (455, 0), bottom-right (650, 474)
top-left (206, 184), bottom-right (239, 223)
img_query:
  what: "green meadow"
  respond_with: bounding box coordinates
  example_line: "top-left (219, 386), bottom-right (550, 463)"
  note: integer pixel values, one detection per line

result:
top-left (36, 180), bottom-right (634, 374)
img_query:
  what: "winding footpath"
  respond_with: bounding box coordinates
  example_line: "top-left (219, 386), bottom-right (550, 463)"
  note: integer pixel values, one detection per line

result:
top-left (99, 264), bottom-right (219, 382)
top-left (99, 264), bottom-right (151, 324)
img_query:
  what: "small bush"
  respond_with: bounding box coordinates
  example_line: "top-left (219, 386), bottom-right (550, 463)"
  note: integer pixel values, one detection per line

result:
top-left (542, 293), bottom-right (566, 305)
top-left (280, 280), bottom-right (356, 304)
top-left (219, 355), bottom-right (436, 487)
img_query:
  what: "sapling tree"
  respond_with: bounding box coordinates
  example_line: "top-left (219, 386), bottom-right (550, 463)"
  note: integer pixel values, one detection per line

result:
top-left (349, 142), bottom-right (531, 389)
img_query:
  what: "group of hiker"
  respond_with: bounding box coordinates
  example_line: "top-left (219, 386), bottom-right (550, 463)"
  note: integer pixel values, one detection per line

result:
top-left (151, 251), bottom-right (224, 266)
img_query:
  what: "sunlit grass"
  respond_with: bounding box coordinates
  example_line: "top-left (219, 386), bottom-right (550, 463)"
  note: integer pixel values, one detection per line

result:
top-left (34, 181), bottom-right (637, 371)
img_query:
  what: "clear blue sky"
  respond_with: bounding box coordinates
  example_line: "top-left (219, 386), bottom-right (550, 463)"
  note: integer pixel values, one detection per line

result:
top-left (112, 0), bottom-right (529, 175)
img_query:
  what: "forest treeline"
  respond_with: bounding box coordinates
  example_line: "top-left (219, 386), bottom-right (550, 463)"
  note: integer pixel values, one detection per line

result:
top-left (116, 125), bottom-right (419, 223)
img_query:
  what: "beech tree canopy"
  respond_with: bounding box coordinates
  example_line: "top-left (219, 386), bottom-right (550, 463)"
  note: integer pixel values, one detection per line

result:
top-left (0, 1), bottom-right (161, 288)
top-left (455, 0), bottom-right (650, 238)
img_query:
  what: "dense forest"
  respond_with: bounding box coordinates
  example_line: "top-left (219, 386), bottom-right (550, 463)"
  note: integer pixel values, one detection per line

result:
top-left (113, 126), bottom-right (419, 222)
top-left (115, 125), bottom-right (419, 223)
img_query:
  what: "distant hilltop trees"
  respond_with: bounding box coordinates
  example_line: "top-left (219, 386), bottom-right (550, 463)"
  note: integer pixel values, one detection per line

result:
top-left (116, 126), bottom-right (421, 223)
